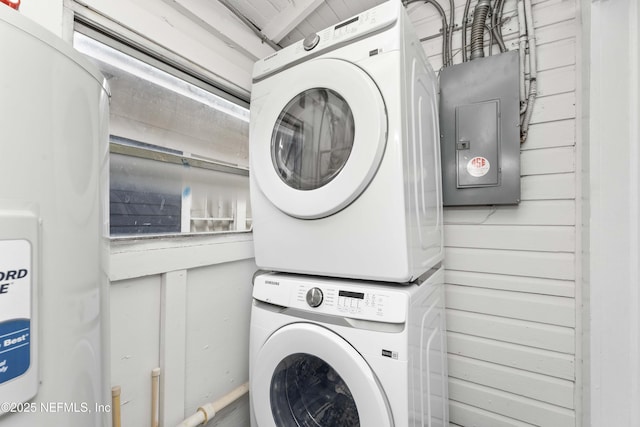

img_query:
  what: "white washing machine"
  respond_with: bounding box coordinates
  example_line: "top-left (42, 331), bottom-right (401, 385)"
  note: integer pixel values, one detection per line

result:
top-left (249, 269), bottom-right (449, 426)
top-left (249, 0), bottom-right (443, 282)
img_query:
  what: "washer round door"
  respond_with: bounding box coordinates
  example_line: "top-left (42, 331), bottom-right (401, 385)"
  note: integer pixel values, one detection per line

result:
top-left (251, 323), bottom-right (393, 427)
top-left (251, 58), bottom-right (387, 219)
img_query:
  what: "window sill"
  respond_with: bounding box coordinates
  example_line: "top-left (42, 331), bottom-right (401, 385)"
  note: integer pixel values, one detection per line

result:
top-left (109, 231), bottom-right (254, 281)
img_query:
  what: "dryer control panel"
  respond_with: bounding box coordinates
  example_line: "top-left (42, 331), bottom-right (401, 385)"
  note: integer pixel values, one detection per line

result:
top-left (253, 273), bottom-right (409, 323)
top-left (253, 0), bottom-right (399, 81)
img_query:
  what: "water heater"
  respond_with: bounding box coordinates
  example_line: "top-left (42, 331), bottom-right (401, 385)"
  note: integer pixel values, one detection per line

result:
top-left (0, 6), bottom-right (110, 427)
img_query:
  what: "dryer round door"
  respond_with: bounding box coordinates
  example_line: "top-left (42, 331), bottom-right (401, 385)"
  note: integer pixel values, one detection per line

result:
top-left (251, 323), bottom-right (393, 427)
top-left (251, 58), bottom-right (387, 219)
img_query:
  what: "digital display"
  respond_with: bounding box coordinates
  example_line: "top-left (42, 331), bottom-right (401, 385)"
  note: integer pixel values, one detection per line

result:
top-left (334, 16), bottom-right (359, 30)
top-left (339, 290), bottom-right (364, 299)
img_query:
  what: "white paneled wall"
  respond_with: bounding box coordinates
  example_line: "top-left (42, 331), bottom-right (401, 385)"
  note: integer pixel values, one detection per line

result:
top-left (406, 0), bottom-right (580, 425)
top-left (109, 235), bottom-right (256, 427)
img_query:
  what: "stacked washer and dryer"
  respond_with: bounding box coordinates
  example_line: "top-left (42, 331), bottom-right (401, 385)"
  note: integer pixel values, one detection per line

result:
top-left (248, 1), bottom-right (448, 425)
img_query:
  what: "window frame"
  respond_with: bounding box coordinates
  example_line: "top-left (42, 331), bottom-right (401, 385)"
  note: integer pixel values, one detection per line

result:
top-left (73, 20), bottom-right (253, 240)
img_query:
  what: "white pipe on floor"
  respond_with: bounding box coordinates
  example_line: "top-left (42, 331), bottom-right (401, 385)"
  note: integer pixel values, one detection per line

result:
top-left (151, 368), bottom-right (161, 427)
top-left (176, 382), bottom-right (250, 427)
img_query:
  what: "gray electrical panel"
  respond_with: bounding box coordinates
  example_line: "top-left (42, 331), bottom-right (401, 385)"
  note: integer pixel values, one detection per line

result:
top-left (439, 51), bottom-right (520, 206)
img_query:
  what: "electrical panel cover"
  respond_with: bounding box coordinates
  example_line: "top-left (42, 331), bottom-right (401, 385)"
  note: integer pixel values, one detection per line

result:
top-left (439, 51), bottom-right (520, 206)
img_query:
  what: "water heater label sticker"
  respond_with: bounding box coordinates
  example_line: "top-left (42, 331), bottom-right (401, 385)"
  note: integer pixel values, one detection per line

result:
top-left (0, 239), bottom-right (31, 385)
top-left (467, 156), bottom-right (490, 177)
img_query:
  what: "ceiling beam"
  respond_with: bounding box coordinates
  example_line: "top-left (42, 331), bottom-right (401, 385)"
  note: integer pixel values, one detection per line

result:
top-left (262, 0), bottom-right (325, 43)
top-left (161, 0), bottom-right (276, 60)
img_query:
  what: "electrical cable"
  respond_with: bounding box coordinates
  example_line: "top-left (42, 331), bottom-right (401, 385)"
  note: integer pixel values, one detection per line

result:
top-left (461, 0), bottom-right (472, 61)
top-left (487, 23), bottom-right (493, 56)
top-left (404, 0), bottom-right (450, 67)
top-left (496, 0), bottom-right (507, 48)
top-left (517, 0), bottom-right (528, 107)
top-left (520, 0), bottom-right (537, 143)
top-left (491, 0), bottom-right (507, 53)
top-left (446, 0), bottom-right (455, 65)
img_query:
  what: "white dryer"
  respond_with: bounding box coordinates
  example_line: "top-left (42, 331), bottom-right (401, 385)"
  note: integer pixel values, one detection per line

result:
top-left (249, 0), bottom-right (443, 282)
top-left (249, 270), bottom-right (449, 426)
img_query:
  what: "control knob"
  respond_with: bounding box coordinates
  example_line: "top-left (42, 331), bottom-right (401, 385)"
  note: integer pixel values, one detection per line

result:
top-left (306, 287), bottom-right (323, 308)
top-left (302, 33), bottom-right (320, 51)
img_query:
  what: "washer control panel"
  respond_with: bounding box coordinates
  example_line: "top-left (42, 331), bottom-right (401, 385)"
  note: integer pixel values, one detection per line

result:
top-left (253, 273), bottom-right (408, 323)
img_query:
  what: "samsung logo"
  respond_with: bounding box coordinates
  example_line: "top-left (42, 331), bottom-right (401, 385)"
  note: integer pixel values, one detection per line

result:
top-left (265, 280), bottom-right (280, 286)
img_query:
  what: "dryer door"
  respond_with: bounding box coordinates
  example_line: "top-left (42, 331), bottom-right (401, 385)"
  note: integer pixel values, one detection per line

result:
top-left (251, 58), bottom-right (387, 219)
top-left (251, 323), bottom-right (393, 427)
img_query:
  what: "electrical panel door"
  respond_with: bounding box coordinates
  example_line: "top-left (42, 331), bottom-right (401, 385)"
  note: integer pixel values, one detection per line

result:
top-left (455, 101), bottom-right (500, 188)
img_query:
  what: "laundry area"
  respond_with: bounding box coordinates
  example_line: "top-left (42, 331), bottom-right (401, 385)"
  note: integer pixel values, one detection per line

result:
top-left (0, 0), bottom-right (637, 426)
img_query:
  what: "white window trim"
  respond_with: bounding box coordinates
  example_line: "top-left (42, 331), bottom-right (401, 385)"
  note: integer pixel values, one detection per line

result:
top-left (66, 0), bottom-right (250, 105)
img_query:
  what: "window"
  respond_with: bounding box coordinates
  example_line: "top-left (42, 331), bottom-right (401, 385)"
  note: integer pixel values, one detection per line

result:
top-left (74, 32), bottom-right (251, 236)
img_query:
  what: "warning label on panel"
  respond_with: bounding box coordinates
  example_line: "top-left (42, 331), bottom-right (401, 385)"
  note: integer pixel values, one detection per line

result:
top-left (0, 240), bottom-right (31, 385)
top-left (467, 156), bottom-right (491, 177)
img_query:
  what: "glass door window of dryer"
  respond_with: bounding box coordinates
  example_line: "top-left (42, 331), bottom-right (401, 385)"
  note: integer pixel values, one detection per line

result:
top-left (250, 58), bottom-right (387, 219)
top-left (272, 89), bottom-right (355, 191)
top-left (270, 353), bottom-right (360, 426)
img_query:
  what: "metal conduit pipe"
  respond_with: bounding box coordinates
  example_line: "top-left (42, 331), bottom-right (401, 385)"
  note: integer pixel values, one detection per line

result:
top-left (404, 0), bottom-right (450, 67)
top-left (520, 0), bottom-right (538, 143)
top-left (218, 0), bottom-right (281, 51)
top-left (497, 0), bottom-right (507, 47)
top-left (517, 0), bottom-right (527, 108)
top-left (446, 0), bottom-right (455, 65)
top-left (469, 0), bottom-right (491, 60)
top-left (491, 0), bottom-right (507, 53)
top-left (461, 0), bottom-right (472, 61)
top-left (524, 0), bottom-right (537, 86)
top-left (426, 0), bottom-right (450, 66)
top-left (487, 23), bottom-right (493, 55)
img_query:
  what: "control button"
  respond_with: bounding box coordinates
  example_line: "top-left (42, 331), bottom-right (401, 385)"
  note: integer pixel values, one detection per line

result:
top-left (303, 33), bottom-right (320, 51)
top-left (306, 287), bottom-right (324, 308)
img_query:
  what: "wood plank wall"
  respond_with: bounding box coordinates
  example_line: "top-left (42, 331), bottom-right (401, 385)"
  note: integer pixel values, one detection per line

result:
top-left (408, 0), bottom-right (579, 425)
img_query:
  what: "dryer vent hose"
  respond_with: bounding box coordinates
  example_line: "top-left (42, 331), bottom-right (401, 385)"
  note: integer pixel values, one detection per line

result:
top-left (470, 0), bottom-right (492, 60)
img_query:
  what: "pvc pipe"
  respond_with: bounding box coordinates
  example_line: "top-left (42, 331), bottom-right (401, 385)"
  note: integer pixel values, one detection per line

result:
top-left (151, 368), bottom-right (161, 427)
top-left (111, 386), bottom-right (122, 427)
top-left (177, 382), bottom-right (250, 427)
